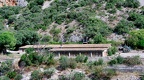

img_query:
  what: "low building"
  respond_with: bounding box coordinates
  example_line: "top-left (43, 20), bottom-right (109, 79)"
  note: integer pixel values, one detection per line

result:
top-left (19, 44), bottom-right (111, 57)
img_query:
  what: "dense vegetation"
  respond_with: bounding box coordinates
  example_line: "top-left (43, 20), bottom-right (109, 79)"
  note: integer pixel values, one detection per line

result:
top-left (0, 0), bottom-right (143, 51)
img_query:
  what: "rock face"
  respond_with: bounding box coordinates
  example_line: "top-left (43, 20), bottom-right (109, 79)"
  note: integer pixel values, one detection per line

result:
top-left (17, 0), bottom-right (27, 7)
top-left (0, 0), bottom-right (17, 7)
top-left (0, 0), bottom-right (27, 7)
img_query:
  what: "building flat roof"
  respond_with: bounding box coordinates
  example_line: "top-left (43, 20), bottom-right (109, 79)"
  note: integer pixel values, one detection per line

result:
top-left (49, 48), bottom-right (108, 52)
top-left (19, 44), bottom-right (111, 49)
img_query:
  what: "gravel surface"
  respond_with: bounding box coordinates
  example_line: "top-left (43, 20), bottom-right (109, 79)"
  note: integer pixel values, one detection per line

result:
top-left (111, 72), bottom-right (140, 80)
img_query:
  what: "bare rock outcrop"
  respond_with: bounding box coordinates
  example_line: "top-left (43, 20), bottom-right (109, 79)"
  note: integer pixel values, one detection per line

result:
top-left (0, 0), bottom-right (27, 7)
top-left (0, 0), bottom-right (17, 7)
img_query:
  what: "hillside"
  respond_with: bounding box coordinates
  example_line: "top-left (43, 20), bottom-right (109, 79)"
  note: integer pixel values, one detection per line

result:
top-left (0, 0), bottom-right (144, 50)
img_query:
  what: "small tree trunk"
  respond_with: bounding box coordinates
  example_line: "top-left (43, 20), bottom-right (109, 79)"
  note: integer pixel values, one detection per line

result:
top-left (2, 47), bottom-right (7, 54)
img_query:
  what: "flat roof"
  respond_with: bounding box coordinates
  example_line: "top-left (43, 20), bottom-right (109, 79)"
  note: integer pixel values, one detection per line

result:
top-left (49, 48), bottom-right (108, 52)
top-left (19, 44), bottom-right (111, 49)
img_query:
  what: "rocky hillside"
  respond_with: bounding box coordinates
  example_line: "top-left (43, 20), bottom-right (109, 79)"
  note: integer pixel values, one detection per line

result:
top-left (0, 0), bottom-right (144, 49)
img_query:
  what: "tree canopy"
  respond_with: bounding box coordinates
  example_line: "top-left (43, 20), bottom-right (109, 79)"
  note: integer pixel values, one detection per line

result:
top-left (0, 31), bottom-right (16, 53)
top-left (125, 29), bottom-right (144, 49)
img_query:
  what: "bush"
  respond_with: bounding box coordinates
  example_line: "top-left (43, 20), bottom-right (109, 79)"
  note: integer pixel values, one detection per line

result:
top-left (108, 46), bottom-right (117, 56)
top-left (59, 56), bottom-right (77, 70)
top-left (0, 60), bottom-right (13, 75)
top-left (73, 72), bottom-right (85, 80)
top-left (114, 19), bottom-right (134, 34)
top-left (43, 68), bottom-right (55, 78)
top-left (14, 74), bottom-right (23, 80)
top-left (92, 66), bottom-right (116, 80)
top-left (93, 58), bottom-right (104, 66)
top-left (75, 55), bottom-right (88, 63)
top-left (124, 0), bottom-right (140, 8)
top-left (108, 59), bottom-right (117, 66)
top-left (59, 71), bottom-right (86, 80)
top-left (25, 48), bottom-right (34, 54)
top-left (31, 70), bottom-right (42, 80)
top-left (116, 56), bottom-right (124, 64)
top-left (69, 59), bottom-right (77, 69)
top-left (59, 56), bottom-right (69, 70)
top-left (124, 56), bottom-right (142, 66)
top-left (0, 76), bottom-right (10, 80)
top-left (125, 29), bottom-right (144, 49)
top-left (43, 53), bottom-right (55, 65)
top-left (7, 71), bottom-right (17, 79)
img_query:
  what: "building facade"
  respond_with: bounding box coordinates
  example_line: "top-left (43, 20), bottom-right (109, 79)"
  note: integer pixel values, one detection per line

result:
top-left (19, 44), bottom-right (111, 57)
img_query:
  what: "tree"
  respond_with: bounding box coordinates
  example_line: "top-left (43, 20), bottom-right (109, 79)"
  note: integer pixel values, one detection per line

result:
top-left (93, 34), bottom-right (106, 44)
top-left (0, 31), bottom-right (16, 53)
top-left (15, 30), bottom-right (39, 49)
top-left (114, 19), bottom-right (134, 34)
top-left (125, 29), bottom-right (144, 49)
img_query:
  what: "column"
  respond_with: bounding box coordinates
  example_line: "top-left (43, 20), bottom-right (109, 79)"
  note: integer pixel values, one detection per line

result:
top-left (69, 52), bottom-right (71, 58)
top-left (58, 52), bottom-right (61, 58)
top-left (90, 52), bottom-right (93, 57)
top-left (79, 52), bottom-right (81, 56)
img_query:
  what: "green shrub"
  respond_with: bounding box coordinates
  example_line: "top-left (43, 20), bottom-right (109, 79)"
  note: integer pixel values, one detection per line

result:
top-left (59, 56), bottom-right (69, 70)
top-left (124, 56), bottom-right (142, 66)
top-left (44, 68), bottom-right (55, 78)
top-left (114, 19), bottom-right (134, 34)
top-left (92, 66), bottom-right (116, 80)
top-left (124, 0), bottom-right (140, 8)
top-left (105, 3), bottom-right (114, 10)
top-left (14, 74), bottom-right (23, 80)
top-left (94, 58), bottom-right (104, 66)
top-left (108, 46), bottom-right (117, 56)
top-left (0, 60), bottom-right (13, 75)
top-left (25, 48), bottom-right (34, 54)
top-left (7, 71), bottom-right (17, 79)
top-left (125, 29), bottom-right (144, 49)
top-left (31, 70), bottom-right (42, 80)
top-left (69, 59), bottom-right (77, 69)
top-left (73, 72), bottom-right (85, 80)
top-left (75, 55), bottom-right (88, 63)
top-left (108, 59), bottom-right (117, 66)
top-left (116, 56), bottom-right (124, 64)
top-left (43, 53), bottom-right (55, 65)
top-left (0, 76), bottom-right (10, 80)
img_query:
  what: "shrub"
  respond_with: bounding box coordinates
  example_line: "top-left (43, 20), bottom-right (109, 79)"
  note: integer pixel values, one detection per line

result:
top-left (108, 59), bottom-right (117, 66)
top-left (31, 70), bottom-right (42, 80)
top-left (0, 76), bottom-right (10, 80)
top-left (108, 46), bottom-right (117, 56)
top-left (93, 58), bottom-right (104, 66)
top-left (75, 55), bottom-right (88, 63)
top-left (114, 19), bottom-right (134, 34)
top-left (14, 74), bottom-right (23, 80)
top-left (43, 53), bottom-right (55, 65)
top-left (7, 71), bottom-right (17, 79)
top-left (125, 29), bottom-right (144, 49)
top-left (69, 59), bottom-right (77, 69)
top-left (43, 68), bottom-right (55, 78)
top-left (124, 0), bottom-right (140, 8)
top-left (25, 48), bottom-right (34, 54)
top-left (124, 56), bottom-right (142, 66)
top-left (59, 56), bottom-right (69, 70)
top-left (116, 56), bottom-right (124, 64)
top-left (92, 66), bottom-right (116, 80)
top-left (73, 72), bottom-right (85, 80)
top-left (0, 60), bottom-right (13, 75)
